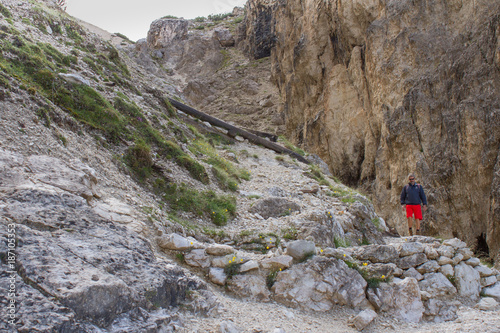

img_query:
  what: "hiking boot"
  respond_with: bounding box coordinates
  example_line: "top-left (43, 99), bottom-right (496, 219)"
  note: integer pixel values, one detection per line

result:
top-left (416, 229), bottom-right (421, 236)
top-left (409, 228), bottom-right (413, 236)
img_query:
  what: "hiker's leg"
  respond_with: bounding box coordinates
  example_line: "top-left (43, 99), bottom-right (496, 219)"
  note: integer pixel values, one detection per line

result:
top-left (407, 217), bottom-right (413, 236)
top-left (415, 219), bottom-right (421, 235)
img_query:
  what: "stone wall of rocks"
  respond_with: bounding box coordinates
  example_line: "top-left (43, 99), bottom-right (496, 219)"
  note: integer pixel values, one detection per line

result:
top-left (160, 232), bottom-right (500, 329)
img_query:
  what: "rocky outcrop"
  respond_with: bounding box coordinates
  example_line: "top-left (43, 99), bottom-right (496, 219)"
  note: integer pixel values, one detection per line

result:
top-left (241, 0), bottom-right (500, 258)
top-left (0, 150), bottom-right (215, 331)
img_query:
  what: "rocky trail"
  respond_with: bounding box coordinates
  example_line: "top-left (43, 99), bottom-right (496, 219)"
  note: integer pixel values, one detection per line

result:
top-left (0, 0), bottom-right (500, 332)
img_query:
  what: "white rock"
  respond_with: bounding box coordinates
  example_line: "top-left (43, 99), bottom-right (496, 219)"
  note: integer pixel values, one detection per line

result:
top-left (239, 260), bottom-right (259, 272)
top-left (439, 264), bottom-right (454, 277)
top-left (184, 249), bottom-right (210, 268)
top-left (393, 277), bottom-right (424, 323)
top-left (58, 73), bottom-right (90, 86)
top-left (206, 244), bottom-right (234, 256)
top-left (456, 247), bottom-right (473, 260)
top-left (403, 267), bottom-right (424, 281)
top-left (481, 276), bottom-right (498, 287)
top-left (437, 245), bottom-right (455, 258)
top-left (227, 274), bottom-right (270, 302)
top-left (437, 256), bottom-right (454, 266)
top-left (418, 273), bottom-right (457, 298)
top-left (212, 254), bottom-right (245, 268)
top-left (443, 238), bottom-right (467, 249)
top-left (465, 258), bottom-right (481, 267)
top-left (475, 297), bottom-right (499, 311)
top-left (482, 283), bottom-right (500, 301)
top-left (158, 233), bottom-right (191, 250)
top-left (285, 240), bottom-right (316, 261)
top-left (218, 320), bottom-right (241, 333)
top-left (261, 255), bottom-right (293, 270)
top-left (452, 253), bottom-right (464, 266)
top-left (209, 267), bottom-right (227, 286)
top-left (397, 242), bottom-right (425, 257)
top-left (416, 260), bottom-right (440, 274)
top-left (475, 265), bottom-right (494, 277)
top-left (424, 246), bottom-right (439, 260)
top-left (454, 262), bottom-right (481, 300)
top-left (353, 309), bottom-right (377, 331)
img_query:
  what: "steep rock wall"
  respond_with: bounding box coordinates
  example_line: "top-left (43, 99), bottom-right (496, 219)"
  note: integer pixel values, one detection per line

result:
top-left (241, 0), bottom-right (500, 258)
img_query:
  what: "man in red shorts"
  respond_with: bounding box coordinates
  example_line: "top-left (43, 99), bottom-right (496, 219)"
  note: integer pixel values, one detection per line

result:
top-left (400, 173), bottom-right (428, 236)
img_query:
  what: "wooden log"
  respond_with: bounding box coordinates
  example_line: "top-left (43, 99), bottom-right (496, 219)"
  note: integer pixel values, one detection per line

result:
top-left (167, 98), bottom-right (310, 164)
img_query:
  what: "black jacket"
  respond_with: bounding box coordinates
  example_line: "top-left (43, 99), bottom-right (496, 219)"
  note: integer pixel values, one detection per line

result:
top-left (400, 183), bottom-right (427, 206)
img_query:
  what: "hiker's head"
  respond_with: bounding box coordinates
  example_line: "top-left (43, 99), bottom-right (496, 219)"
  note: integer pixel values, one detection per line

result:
top-left (408, 173), bottom-right (416, 184)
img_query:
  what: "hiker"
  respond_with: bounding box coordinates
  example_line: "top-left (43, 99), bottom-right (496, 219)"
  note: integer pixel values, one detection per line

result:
top-left (400, 173), bottom-right (427, 235)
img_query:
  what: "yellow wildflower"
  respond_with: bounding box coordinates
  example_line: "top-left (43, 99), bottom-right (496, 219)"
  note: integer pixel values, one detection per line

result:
top-left (363, 263), bottom-right (368, 266)
top-left (381, 275), bottom-right (385, 279)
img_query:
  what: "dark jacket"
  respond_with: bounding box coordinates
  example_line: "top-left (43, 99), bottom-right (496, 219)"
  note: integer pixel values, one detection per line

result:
top-left (400, 183), bottom-right (427, 206)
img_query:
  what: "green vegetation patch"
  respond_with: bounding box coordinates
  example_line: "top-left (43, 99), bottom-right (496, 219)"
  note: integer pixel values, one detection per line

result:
top-left (125, 139), bottom-right (153, 181)
top-left (208, 13), bottom-right (233, 22)
top-left (162, 183), bottom-right (236, 226)
top-left (279, 136), bottom-right (305, 156)
top-left (0, 4), bottom-right (12, 18)
top-left (190, 137), bottom-right (250, 190)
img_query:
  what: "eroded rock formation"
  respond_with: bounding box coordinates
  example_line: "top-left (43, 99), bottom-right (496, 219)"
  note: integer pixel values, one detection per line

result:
top-left (240, 0), bottom-right (500, 258)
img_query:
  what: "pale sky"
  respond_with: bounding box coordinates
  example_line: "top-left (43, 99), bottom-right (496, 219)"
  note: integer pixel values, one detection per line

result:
top-left (66, 0), bottom-right (247, 41)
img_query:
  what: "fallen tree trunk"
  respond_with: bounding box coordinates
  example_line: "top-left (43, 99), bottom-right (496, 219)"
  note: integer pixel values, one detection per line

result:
top-left (167, 98), bottom-right (310, 164)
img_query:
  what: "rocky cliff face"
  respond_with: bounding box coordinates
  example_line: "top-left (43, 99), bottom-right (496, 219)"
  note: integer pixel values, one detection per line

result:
top-left (240, 0), bottom-right (500, 259)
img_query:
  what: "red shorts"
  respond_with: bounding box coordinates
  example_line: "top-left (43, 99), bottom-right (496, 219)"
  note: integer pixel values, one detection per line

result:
top-left (406, 205), bottom-right (422, 220)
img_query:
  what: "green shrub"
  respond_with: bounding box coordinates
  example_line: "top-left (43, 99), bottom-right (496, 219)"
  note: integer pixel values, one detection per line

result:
top-left (194, 16), bottom-right (206, 22)
top-left (208, 13), bottom-right (233, 22)
top-left (162, 183), bottom-right (236, 226)
top-left (0, 4), bottom-right (12, 18)
top-left (162, 15), bottom-right (178, 19)
top-left (224, 261), bottom-right (242, 280)
top-left (266, 269), bottom-right (279, 289)
top-left (33, 69), bottom-right (55, 89)
top-left (282, 226), bottom-right (298, 240)
top-left (279, 136), bottom-right (305, 156)
top-left (125, 139), bottom-right (153, 180)
top-left (334, 236), bottom-right (351, 248)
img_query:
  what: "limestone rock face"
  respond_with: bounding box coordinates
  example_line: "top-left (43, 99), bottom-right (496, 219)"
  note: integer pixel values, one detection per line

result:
top-left (0, 150), bottom-right (212, 330)
top-left (147, 19), bottom-right (189, 49)
top-left (242, 0), bottom-right (500, 257)
top-left (272, 257), bottom-right (367, 310)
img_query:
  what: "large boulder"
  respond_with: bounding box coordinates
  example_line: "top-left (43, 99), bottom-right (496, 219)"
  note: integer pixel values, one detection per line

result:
top-left (454, 262), bottom-right (481, 301)
top-left (396, 242), bottom-right (425, 257)
top-left (418, 273), bottom-right (457, 299)
top-left (292, 210), bottom-right (344, 248)
top-left (158, 233), bottom-right (192, 251)
top-left (227, 274), bottom-right (270, 302)
top-left (397, 253), bottom-right (428, 270)
top-left (367, 278), bottom-right (423, 323)
top-left (423, 299), bottom-right (460, 323)
top-left (353, 245), bottom-right (399, 263)
top-left (272, 257), bottom-right (367, 311)
top-left (392, 278), bottom-right (424, 323)
top-left (285, 240), bottom-right (316, 261)
top-left (184, 249), bottom-right (211, 268)
top-left (352, 309), bottom-right (377, 331)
